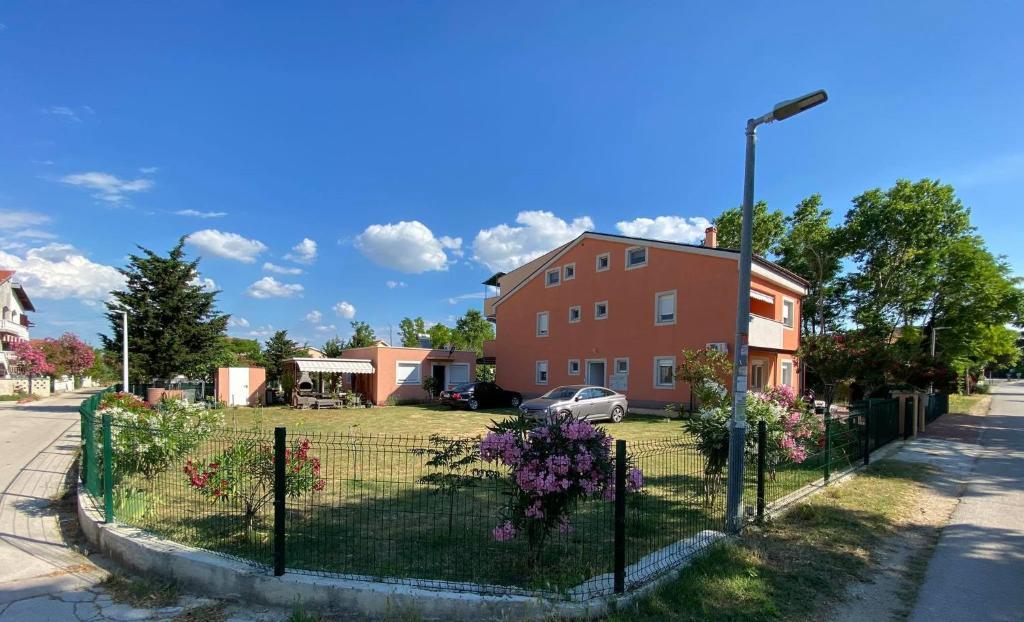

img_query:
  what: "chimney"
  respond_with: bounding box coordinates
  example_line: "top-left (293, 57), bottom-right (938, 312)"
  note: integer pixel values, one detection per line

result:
top-left (704, 226), bottom-right (718, 249)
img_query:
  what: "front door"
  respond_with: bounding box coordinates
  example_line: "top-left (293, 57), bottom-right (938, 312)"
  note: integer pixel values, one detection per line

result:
top-left (586, 361), bottom-right (606, 387)
top-left (228, 367), bottom-right (249, 406)
top-left (432, 364), bottom-right (446, 393)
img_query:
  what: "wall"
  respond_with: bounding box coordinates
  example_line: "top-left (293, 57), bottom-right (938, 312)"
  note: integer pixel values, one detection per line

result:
top-left (493, 237), bottom-right (804, 407)
top-left (341, 346), bottom-right (477, 406)
top-left (215, 367), bottom-right (267, 406)
top-left (0, 377), bottom-right (51, 397)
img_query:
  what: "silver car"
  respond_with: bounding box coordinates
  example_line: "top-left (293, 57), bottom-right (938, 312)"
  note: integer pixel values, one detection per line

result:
top-left (519, 385), bottom-right (628, 423)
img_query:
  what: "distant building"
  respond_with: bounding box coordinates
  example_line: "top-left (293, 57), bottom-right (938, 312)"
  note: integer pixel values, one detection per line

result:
top-left (0, 270), bottom-right (35, 378)
top-left (303, 346), bottom-right (326, 359)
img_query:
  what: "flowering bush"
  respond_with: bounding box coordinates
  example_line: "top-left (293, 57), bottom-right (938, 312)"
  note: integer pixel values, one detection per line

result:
top-left (99, 394), bottom-right (223, 481)
top-left (184, 437), bottom-right (325, 530)
top-left (10, 340), bottom-right (55, 376)
top-left (480, 414), bottom-right (642, 563)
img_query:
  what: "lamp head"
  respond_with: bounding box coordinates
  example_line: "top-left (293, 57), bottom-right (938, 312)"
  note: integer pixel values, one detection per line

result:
top-left (771, 89), bottom-right (828, 122)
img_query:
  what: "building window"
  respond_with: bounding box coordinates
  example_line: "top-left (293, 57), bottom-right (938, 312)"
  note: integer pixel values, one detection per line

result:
top-left (751, 361), bottom-right (766, 390)
top-left (614, 358), bottom-right (629, 374)
top-left (396, 362), bottom-right (421, 385)
top-left (568, 359), bottom-right (580, 375)
top-left (625, 246), bottom-right (648, 269)
top-left (594, 301), bottom-right (608, 320)
top-left (783, 299), bottom-right (795, 329)
top-left (596, 252), bottom-right (611, 272)
top-left (654, 357), bottom-right (676, 389)
top-left (536, 311), bottom-right (549, 337)
top-left (536, 361), bottom-right (549, 385)
top-left (568, 306), bottom-right (581, 324)
top-left (545, 268), bottom-right (561, 287)
top-left (655, 290), bottom-right (676, 325)
top-left (781, 361), bottom-right (793, 387)
top-left (563, 263), bottom-right (576, 281)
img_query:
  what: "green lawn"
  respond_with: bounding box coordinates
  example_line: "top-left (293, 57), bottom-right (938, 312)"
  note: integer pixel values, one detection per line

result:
top-left (948, 393), bottom-right (990, 416)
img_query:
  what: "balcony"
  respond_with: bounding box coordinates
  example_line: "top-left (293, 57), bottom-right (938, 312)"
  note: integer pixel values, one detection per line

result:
top-left (0, 319), bottom-right (28, 341)
top-left (483, 295), bottom-right (500, 319)
top-left (482, 339), bottom-right (497, 362)
top-left (748, 314), bottom-right (783, 350)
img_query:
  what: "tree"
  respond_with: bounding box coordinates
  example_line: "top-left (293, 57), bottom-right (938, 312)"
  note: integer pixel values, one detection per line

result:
top-left (453, 309), bottom-right (495, 355)
top-left (713, 200), bottom-right (786, 256)
top-left (321, 336), bottom-right (345, 358)
top-left (101, 239), bottom-right (229, 382)
top-left (398, 317), bottom-right (427, 347)
top-left (264, 330), bottom-right (302, 389)
top-left (85, 348), bottom-right (118, 382)
top-left (345, 321), bottom-right (377, 348)
top-left (428, 324), bottom-right (454, 349)
top-left (36, 334), bottom-right (94, 378)
top-left (10, 340), bottom-right (55, 376)
top-left (776, 195), bottom-right (846, 336)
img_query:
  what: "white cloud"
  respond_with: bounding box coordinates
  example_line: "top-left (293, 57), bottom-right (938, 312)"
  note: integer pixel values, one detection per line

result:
top-left (139, 166), bottom-right (159, 174)
top-left (41, 106), bottom-right (90, 122)
top-left (191, 276), bottom-right (217, 292)
top-left (13, 229), bottom-right (58, 240)
top-left (186, 229), bottom-right (267, 263)
top-left (386, 280), bottom-right (407, 289)
top-left (60, 171), bottom-right (153, 204)
top-left (614, 216), bottom-right (711, 244)
top-left (263, 262), bottom-right (303, 275)
top-left (175, 209), bottom-right (227, 218)
top-left (305, 310), bottom-right (323, 324)
top-left (248, 324), bottom-right (275, 338)
top-left (228, 317), bottom-right (250, 328)
top-left (447, 292), bottom-right (486, 305)
top-left (333, 301), bottom-right (356, 319)
top-left (440, 236), bottom-right (464, 258)
top-left (0, 210), bottom-right (51, 230)
top-left (284, 238), bottom-right (318, 264)
top-left (0, 243), bottom-right (123, 301)
top-left (472, 211), bottom-right (593, 273)
top-left (355, 221), bottom-right (454, 273)
top-left (314, 324), bottom-right (337, 333)
top-left (246, 276), bottom-right (304, 299)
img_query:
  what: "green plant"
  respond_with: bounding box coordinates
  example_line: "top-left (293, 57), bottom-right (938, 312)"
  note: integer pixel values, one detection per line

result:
top-left (411, 435), bottom-right (497, 536)
top-left (421, 376), bottom-right (440, 399)
top-left (675, 348), bottom-right (733, 413)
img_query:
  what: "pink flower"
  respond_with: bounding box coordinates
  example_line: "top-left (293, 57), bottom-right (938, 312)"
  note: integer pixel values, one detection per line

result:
top-left (492, 521), bottom-right (518, 542)
top-left (627, 467), bottom-right (644, 491)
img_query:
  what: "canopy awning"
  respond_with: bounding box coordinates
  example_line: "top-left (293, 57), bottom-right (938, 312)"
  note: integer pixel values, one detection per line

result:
top-left (288, 358), bottom-right (375, 374)
top-left (750, 290), bottom-right (775, 304)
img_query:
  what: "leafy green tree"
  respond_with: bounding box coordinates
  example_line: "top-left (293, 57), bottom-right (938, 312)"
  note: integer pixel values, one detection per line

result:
top-left (101, 239), bottom-right (228, 382)
top-left (776, 194), bottom-right (846, 336)
top-left (345, 321), bottom-right (377, 348)
top-left (264, 330), bottom-right (302, 388)
top-left (321, 336), bottom-right (345, 358)
top-left (399, 317), bottom-right (427, 347)
top-left (453, 309), bottom-right (495, 355)
top-left (428, 324), bottom-right (454, 349)
top-left (713, 200), bottom-right (786, 256)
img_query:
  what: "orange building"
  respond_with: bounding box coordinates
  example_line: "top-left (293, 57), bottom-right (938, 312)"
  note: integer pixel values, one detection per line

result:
top-left (481, 227), bottom-right (808, 410)
top-left (341, 344), bottom-right (477, 406)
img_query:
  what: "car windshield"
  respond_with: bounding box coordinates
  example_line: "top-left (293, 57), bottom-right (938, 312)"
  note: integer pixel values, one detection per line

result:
top-left (451, 383), bottom-right (476, 392)
top-left (542, 387), bottom-right (579, 400)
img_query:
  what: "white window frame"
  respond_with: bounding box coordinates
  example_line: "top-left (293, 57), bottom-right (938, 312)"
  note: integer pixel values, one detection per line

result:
top-left (568, 359), bottom-right (581, 376)
top-left (751, 359), bottom-right (767, 390)
top-left (535, 360), bottom-right (549, 385)
top-left (653, 356), bottom-right (676, 389)
top-left (782, 297), bottom-right (795, 330)
top-left (545, 268), bottom-right (561, 288)
top-left (654, 290), bottom-right (677, 326)
top-left (781, 360), bottom-right (793, 387)
top-left (395, 361), bottom-right (422, 385)
top-left (594, 300), bottom-right (609, 320)
top-left (568, 305), bottom-right (582, 324)
top-left (595, 252), bottom-right (611, 272)
top-left (614, 357), bottom-right (630, 375)
top-left (563, 262), bottom-right (576, 281)
top-left (625, 245), bottom-right (648, 270)
top-left (536, 311), bottom-right (550, 337)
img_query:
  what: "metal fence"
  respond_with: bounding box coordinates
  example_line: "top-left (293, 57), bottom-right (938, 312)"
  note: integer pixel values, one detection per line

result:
top-left (924, 393), bottom-right (949, 424)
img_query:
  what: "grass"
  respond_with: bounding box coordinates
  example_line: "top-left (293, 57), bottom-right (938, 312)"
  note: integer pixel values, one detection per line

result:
top-left (949, 394), bottom-right (990, 416)
top-left (608, 460), bottom-right (932, 622)
top-left (100, 573), bottom-right (180, 608)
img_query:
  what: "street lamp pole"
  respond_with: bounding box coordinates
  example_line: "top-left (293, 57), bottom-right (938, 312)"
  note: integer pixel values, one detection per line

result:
top-left (121, 310), bottom-right (129, 392)
top-left (929, 326), bottom-right (948, 394)
top-left (724, 90), bottom-right (828, 531)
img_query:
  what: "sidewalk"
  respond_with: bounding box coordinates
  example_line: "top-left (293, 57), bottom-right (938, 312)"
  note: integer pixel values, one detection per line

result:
top-left (903, 381), bottom-right (1024, 622)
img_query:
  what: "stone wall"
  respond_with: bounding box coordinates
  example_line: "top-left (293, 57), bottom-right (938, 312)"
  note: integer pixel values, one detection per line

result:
top-left (0, 377), bottom-right (52, 397)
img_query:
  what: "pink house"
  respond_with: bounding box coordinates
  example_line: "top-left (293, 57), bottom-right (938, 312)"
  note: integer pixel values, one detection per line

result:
top-left (341, 344), bottom-right (477, 406)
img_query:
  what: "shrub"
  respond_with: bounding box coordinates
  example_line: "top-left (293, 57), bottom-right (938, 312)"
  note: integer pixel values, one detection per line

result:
top-left (184, 437), bottom-right (325, 530)
top-left (411, 435), bottom-right (498, 536)
top-left (481, 414), bottom-right (643, 565)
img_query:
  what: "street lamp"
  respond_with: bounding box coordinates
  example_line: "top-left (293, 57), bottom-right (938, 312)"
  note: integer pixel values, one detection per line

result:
top-left (929, 326), bottom-right (949, 394)
top-left (724, 89), bottom-right (828, 531)
top-left (113, 307), bottom-right (129, 391)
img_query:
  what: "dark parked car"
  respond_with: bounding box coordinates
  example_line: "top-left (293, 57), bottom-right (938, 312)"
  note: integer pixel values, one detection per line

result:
top-left (439, 382), bottom-right (523, 411)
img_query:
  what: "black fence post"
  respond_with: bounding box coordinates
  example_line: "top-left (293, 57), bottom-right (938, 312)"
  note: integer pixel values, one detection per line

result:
top-left (756, 420), bottom-right (766, 523)
top-left (613, 439), bottom-right (626, 594)
top-left (102, 412), bottom-right (114, 523)
top-left (824, 412), bottom-right (832, 484)
top-left (274, 427), bottom-right (287, 577)
top-left (863, 401), bottom-right (871, 467)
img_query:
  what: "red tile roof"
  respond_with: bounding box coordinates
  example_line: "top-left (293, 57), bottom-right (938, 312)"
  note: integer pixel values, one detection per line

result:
top-left (0, 270), bottom-right (14, 285)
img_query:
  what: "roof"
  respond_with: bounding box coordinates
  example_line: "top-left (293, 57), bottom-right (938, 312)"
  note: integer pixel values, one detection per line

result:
top-left (0, 271), bottom-right (14, 285)
top-left (286, 358), bottom-right (375, 374)
top-left (482, 272), bottom-right (505, 287)
top-left (492, 231), bottom-right (810, 310)
top-left (10, 282), bottom-right (35, 312)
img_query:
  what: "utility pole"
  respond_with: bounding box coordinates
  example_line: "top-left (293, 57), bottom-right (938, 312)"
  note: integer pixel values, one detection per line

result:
top-left (121, 310), bottom-right (129, 391)
top-left (929, 326), bottom-right (948, 394)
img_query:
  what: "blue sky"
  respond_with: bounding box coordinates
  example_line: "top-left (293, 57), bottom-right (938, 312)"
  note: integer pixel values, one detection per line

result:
top-left (1, 2), bottom-right (1022, 347)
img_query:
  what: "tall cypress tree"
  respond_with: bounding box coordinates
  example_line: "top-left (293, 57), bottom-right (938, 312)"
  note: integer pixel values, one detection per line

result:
top-left (101, 238), bottom-right (229, 382)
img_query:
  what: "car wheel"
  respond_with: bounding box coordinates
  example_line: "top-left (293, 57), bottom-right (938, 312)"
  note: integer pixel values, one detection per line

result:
top-left (468, 399), bottom-right (479, 411)
top-left (610, 406), bottom-right (624, 423)
top-left (510, 396), bottom-right (521, 408)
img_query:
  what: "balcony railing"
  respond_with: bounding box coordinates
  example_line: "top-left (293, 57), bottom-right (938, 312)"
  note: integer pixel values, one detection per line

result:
top-left (748, 314), bottom-right (784, 350)
top-left (0, 319), bottom-right (28, 341)
top-left (482, 339), bottom-right (497, 360)
top-left (483, 296), bottom-right (499, 318)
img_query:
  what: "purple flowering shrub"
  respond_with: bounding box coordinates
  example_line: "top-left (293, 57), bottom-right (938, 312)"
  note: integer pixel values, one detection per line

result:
top-left (480, 413), bottom-right (643, 564)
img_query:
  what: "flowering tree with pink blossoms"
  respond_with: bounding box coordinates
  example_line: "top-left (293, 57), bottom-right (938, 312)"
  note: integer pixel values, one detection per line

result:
top-left (480, 414), bottom-right (643, 565)
top-left (9, 340), bottom-right (55, 377)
